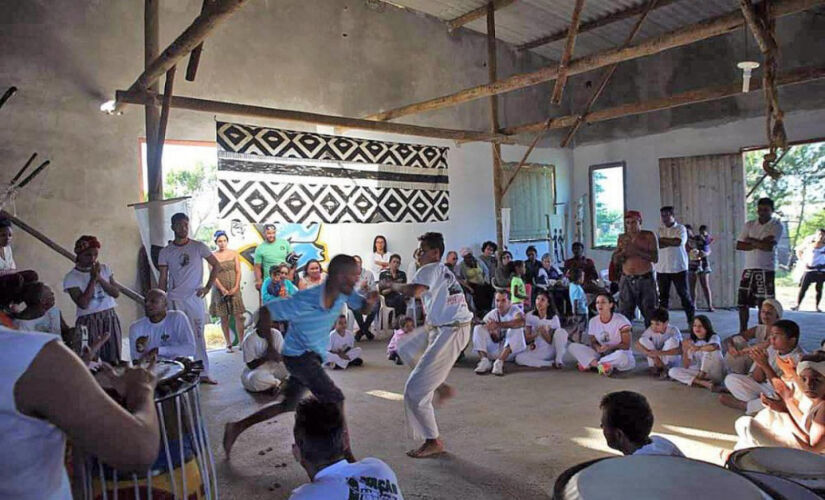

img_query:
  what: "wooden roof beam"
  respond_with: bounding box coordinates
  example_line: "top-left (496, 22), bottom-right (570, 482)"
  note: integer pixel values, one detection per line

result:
top-left (362, 0), bottom-right (822, 123)
top-left (447, 0), bottom-right (517, 32)
top-left (551, 0), bottom-right (586, 105)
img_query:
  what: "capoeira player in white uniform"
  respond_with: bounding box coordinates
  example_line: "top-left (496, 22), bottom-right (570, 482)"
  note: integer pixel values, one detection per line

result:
top-left (385, 232), bottom-right (473, 458)
top-left (158, 212), bottom-right (221, 384)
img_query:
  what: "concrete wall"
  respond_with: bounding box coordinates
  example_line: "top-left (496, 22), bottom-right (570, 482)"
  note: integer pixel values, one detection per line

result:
top-left (0, 0), bottom-right (567, 327)
top-left (571, 108), bottom-right (825, 271)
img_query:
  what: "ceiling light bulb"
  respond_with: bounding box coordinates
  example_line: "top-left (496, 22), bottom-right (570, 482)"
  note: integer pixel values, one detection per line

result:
top-left (737, 61), bottom-right (760, 93)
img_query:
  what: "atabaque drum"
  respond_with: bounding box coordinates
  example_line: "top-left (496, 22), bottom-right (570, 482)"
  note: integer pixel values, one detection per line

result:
top-left (727, 446), bottom-right (825, 494)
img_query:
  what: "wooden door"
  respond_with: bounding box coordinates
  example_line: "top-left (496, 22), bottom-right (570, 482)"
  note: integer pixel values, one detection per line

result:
top-left (659, 154), bottom-right (746, 308)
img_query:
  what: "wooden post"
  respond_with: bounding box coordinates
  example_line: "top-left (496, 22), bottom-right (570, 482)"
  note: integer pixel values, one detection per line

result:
top-left (448, 0), bottom-right (516, 32)
top-left (152, 66), bottom-right (177, 180)
top-left (115, 90), bottom-right (516, 144)
top-left (487, 2), bottom-right (504, 248)
top-left (550, 0), bottom-right (586, 105)
top-left (144, 0), bottom-right (161, 202)
top-left (362, 0), bottom-right (822, 123)
top-left (561, 0), bottom-right (658, 147)
top-left (0, 211), bottom-right (145, 304)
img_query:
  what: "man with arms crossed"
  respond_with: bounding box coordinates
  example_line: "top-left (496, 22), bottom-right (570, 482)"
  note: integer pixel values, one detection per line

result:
top-left (656, 206), bottom-right (695, 325)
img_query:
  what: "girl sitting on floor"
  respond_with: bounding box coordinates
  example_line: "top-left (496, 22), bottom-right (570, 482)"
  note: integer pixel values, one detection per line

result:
top-left (387, 315), bottom-right (414, 365)
top-left (568, 293), bottom-right (634, 377)
top-left (668, 315), bottom-right (725, 390)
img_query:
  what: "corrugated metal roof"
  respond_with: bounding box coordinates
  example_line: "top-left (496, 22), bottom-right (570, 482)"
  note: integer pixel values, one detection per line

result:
top-left (389, 0), bottom-right (739, 60)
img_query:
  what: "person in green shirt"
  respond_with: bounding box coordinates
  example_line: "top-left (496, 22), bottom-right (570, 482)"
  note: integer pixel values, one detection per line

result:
top-left (510, 260), bottom-right (528, 309)
top-left (254, 224), bottom-right (292, 297)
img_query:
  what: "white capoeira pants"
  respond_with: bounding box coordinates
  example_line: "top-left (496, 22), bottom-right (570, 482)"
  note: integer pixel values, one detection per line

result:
top-left (734, 412), bottom-right (798, 450)
top-left (327, 347), bottom-right (363, 369)
top-left (398, 323), bottom-right (471, 440)
top-left (241, 361), bottom-right (288, 392)
top-left (568, 343), bottom-right (636, 372)
top-left (514, 328), bottom-right (569, 367)
top-left (725, 337), bottom-right (755, 375)
top-left (471, 325), bottom-right (526, 360)
top-left (169, 295), bottom-right (209, 377)
top-left (668, 351), bottom-right (725, 385)
top-left (638, 337), bottom-right (682, 369)
top-left (724, 373), bottom-right (775, 415)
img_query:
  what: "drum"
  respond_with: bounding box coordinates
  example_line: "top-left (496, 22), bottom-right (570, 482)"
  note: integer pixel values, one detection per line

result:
top-left (739, 471), bottom-right (821, 499)
top-left (80, 359), bottom-right (218, 500)
top-left (727, 447), bottom-right (825, 494)
top-left (553, 455), bottom-right (773, 500)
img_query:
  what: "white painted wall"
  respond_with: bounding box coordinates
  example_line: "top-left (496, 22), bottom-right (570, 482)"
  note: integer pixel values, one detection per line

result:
top-left (571, 109), bottom-right (825, 271)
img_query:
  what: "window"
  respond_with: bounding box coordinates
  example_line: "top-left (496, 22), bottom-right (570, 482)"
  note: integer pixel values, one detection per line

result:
top-left (589, 162), bottom-right (625, 249)
top-left (502, 163), bottom-right (555, 241)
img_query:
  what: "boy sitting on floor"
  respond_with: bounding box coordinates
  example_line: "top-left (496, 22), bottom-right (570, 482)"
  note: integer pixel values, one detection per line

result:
top-left (327, 315), bottom-right (363, 370)
top-left (635, 308), bottom-right (683, 379)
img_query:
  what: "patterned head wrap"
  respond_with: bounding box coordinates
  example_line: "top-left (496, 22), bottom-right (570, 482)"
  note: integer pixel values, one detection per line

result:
top-left (74, 235), bottom-right (101, 256)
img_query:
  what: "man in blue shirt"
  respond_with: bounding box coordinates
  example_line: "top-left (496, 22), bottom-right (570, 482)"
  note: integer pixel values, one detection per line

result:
top-left (223, 254), bottom-right (379, 457)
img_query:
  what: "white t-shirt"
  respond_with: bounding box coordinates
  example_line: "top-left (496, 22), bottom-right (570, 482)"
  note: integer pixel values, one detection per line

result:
top-left (289, 458), bottom-right (403, 500)
top-left (128, 311), bottom-right (196, 361)
top-left (587, 313), bottom-right (632, 348)
top-left (329, 329), bottom-right (356, 353)
top-left (412, 262), bottom-right (473, 326)
top-left (158, 240), bottom-right (213, 300)
top-left (371, 252), bottom-right (390, 278)
top-left (62, 264), bottom-right (117, 318)
top-left (13, 306), bottom-right (61, 335)
top-left (0, 245), bottom-right (15, 273)
top-left (524, 312), bottom-right (561, 332)
top-left (738, 217), bottom-right (784, 270)
top-left (686, 334), bottom-right (721, 366)
top-left (656, 222), bottom-right (688, 273)
top-left (243, 328), bottom-right (284, 364)
top-left (640, 324), bottom-right (683, 350)
top-left (633, 436), bottom-right (685, 457)
top-left (806, 245), bottom-right (825, 268)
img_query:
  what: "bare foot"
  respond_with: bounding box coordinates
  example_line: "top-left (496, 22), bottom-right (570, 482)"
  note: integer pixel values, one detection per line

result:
top-left (201, 377), bottom-right (219, 385)
top-left (434, 384), bottom-right (456, 408)
top-left (658, 370), bottom-right (670, 381)
top-left (718, 393), bottom-right (747, 411)
top-left (223, 422), bottom-right (241, 457)
top-left (407, 439), bottom-right (445, 458)
top-left (694, 378), bottom-right (713, 390)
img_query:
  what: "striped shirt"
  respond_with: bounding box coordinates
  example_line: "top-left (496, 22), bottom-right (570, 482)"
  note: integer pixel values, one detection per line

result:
top-left (265, 282), bottom-right (365, 360)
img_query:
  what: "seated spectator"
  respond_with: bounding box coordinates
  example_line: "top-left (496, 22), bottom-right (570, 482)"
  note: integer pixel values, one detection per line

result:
top-left (600, 391), bottom-right (685, 457)
top-left (456, 248), bottom-right (494, 316)
top-left (128, 289), bottom-right (196, 362)
top-left (635, 308), bottom-right (683, 379)
top-left (0, 218), bottom-right (16, 274)
top-left (564, 242), bottom-right (600, 292)
top-left (326, 315), bottom-right (363, 370)
top-left (472, 290), bottom-right (526, 376)
top-left (509, 260), bottom-right (528, 310)
top-left (351, 255), bottom-right (378, 341)
top-left (668, 315), bottom-right (725, 390)
top-left (13, 282), bottom-right (71, 340)
top-left (444, 250), bottom-right (458, 273)
top-left (536, 252), bottom-right (565, 314)
top-left (242, 316), bottom-right (288, 394)
top-left (724, 298), bottom-right (782, 374)
top-left (735, 351), bottom-right (825, 452)
top-left (263, 264), bottom-right (299, 303)
top-left (387, 315), bottom-right (414, 365)
top-left (569, 293), bottom-right (635, 376)
top-left (492, 250), bottom-right (512, 290)
top-left (379, 254), bottom-right (407, 318)
top-left (523, 246), bottom-right (541, 290)
top-left (479, 241), bottom-right (498, 279)
top-left (64, 235), bottom-right (123, 363)
top-left (370, 235), bottom-right (390, 277)
top-left (721, 319), bottom-right (806, 415)
top-left (300, 259), bottom-right (327, 290)
top-left (519, 291), bottom-right (569, 369)
top-left (289, 397), bottom-right (403, 499)
top-left (568, 269), bottom-right (588, 341)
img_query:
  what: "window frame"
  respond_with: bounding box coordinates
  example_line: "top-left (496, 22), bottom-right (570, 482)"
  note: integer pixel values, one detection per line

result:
top-left (589, 161), bottom-right (627, 250)
top-left (501, 162), bottom-right (556, 242)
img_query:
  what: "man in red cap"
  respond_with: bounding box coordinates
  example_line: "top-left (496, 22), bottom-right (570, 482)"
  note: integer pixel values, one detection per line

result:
top-left (612, 210), bottom-right (658, 326)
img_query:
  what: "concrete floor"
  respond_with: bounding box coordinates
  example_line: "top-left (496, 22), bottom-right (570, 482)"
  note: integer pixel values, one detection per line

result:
top-left (200, 308), bottom-right (825, 499)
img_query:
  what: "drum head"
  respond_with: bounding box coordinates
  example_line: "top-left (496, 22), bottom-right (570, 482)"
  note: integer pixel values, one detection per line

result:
top-left (560, 456), bottom-right (770, 500)
top-left (153, 359), bottom-right (185, 385)
top-left (730, 447), bottom-right (825, 478)
top-left (741, 472), bottom-right (821, 500)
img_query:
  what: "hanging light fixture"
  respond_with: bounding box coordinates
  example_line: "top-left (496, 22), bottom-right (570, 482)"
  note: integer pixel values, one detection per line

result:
top-left (737, 28), bottom-right (760, 93)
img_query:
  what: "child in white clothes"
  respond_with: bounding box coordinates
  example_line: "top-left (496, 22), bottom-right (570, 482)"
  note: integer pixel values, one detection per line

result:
top-left (668, 315), bottom-right (725, 389)
top-left (388, 315), bottom-right (414, 365)
top-left (327, 315), bottom-right (363, 369)
top-left (634, 307), bottom-right (682, 379)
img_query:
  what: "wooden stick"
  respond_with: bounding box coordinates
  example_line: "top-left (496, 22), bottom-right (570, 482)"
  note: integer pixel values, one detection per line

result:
top-left (487, 3), bottom-right (504, 248)
top-left (0, 211), bottom-right (145, 304)
top-left (502, 64), bottom-right (825, 136)
top-left (551, 0), bottom-right (586, 105)
top-left (561, 0), bottom-right (658, 147)
top-left (126, 0), bottom-right (247, 94)
top-left (115, 90), bottom-right (517, 144)
top-left (185, 0), bottom-right (211, 81)
top-left (11, 153), bottom-right (37, 184)
top-left (363, 0), bottom-right (821, 123)
top-left (144, 0), bottom-right (162, 201)
top-left (152, 66), bottom-right (177, 181)
top-left (447, 0), bottom-right (516, 32)
top-left (0, 86), bottom-right (17, 111)
top-left (17, 160), bottom-right (50, 188)
top-left (517, 0), bottom-right (680, 51)
top-left (739, 0), bottom-right (777, 54)
top-left (501, 121), bottom-right (550, 197)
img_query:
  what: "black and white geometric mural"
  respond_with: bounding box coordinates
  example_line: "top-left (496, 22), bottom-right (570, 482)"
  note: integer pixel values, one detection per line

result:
top-left (216, 122), bottom-right (450, 224)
